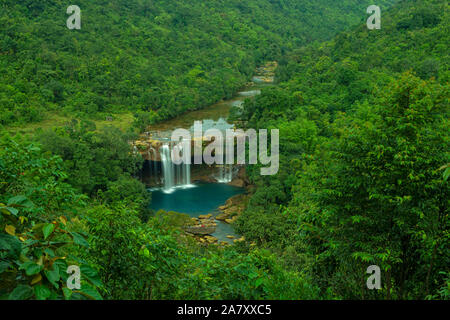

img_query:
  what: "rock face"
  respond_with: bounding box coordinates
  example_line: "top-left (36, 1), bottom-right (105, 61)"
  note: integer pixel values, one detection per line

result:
top-left (227, 166), bottom-right (250, 188)
top-left (187, 231), bottom-right (219, 246)
top-left (185, 224), bottom-right (216, 235)
top-left (233, 236), bottom-right (245, 243)
top-left (215, 212), bottom-right (228, 221)
top-left (190, 164), bottom-right (218, 184)
top-left (192, 173), bottom-right (216, 184)
top-left (185, 216), bottom-right (217, 235)
top-left (228, 178), bottom-right (245, 188)
top-left (225, 216), bottom-right (238, 224)
top-left (215, 193), bottom-right (247, 223)
top-left (204, 235), bottom-right (218, 244)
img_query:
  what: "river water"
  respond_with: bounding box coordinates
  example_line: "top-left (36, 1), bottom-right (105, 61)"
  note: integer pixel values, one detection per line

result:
top-left (150, 183), bottom-right (244, 242)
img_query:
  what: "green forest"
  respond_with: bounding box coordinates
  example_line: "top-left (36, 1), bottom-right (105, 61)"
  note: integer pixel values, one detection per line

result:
top-left (1, 0), bottom-right (448, 301)
top-left (1, 0), bottom-right (395, 127)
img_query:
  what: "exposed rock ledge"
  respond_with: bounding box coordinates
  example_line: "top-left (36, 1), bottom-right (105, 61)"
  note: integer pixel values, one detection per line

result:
top-left (184, 215), bottom-right (217, 235)
top-left (185, 225), bottom-right (216, 235)
top-left (216, 193), bottom-right (247, 223)
top-left (227, 166), bottom-right (250, 188)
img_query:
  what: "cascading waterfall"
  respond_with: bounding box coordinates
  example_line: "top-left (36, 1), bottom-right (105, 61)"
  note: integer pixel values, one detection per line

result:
top-left (183, 153), bottom-right (191, 185)
top-left (216, 164), bottom-right (233, 183)
top-left (160, 144), bottom-right (175, 191)
top-left (177, 163), bottom-right (181, 185)
top-left (159, 143), bottom-right (191, 192)
top-left (180, 143), bottom-right (191, 186)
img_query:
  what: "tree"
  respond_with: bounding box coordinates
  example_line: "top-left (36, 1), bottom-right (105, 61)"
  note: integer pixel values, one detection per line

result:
top-left (294, 73), bottom-right (449, 299)
top-left (0, 135), bottom-right (103, 300)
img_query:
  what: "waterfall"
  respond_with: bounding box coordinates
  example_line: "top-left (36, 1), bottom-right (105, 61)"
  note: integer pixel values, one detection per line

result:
top-left (181, 143), bottom-right (191, 185)
top-left (183, 157), bottom-right (191, 185)
top-left (225, 165), bottom-right (233, 182)
top-left (159, 143), bottom-right (191, 192)
top-left (177, 163), bottom-right (181, 185)
top-left (216, 164), bottom-right (233, 183)
top-left (160, 144), bottom-right (175, 191)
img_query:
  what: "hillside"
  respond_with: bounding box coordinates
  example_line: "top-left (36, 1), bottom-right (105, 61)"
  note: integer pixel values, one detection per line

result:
top-left (1, 0), bottom-right (447, 302)
top-left (1, 0), bottom-right (397, 127)
top-left (236, 0), bottom-right (449, 299)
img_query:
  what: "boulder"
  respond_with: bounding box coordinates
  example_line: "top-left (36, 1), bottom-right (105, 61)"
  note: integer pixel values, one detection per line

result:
top-left (223, 207), bottom-right (236, 216)
top-left (237, 166), bottom-right (250, 185)
top-left (204, 235), bottom-right (218, 244)
top-left (224, 215), bottom-right (238, 224)
top-left (185, 224), bottom-right (216, 235)
top-left (233, 236), bottom-right (245, 243)
top-left (215, 212), bottom-right (230, 221)
top-left (228, 178), bottom-right (245, 188)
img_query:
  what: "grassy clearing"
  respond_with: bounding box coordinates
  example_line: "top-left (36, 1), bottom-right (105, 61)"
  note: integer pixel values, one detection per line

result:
top-left (4, 113), bottom-right (135, 136)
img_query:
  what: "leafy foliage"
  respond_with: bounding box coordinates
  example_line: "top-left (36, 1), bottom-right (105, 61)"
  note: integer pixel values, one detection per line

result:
top-left (236, 0), bottom-right (449, 299)
top-left (0, 0), bottom-right (397, 127)
top-left (0, 136), bottom-right (103, 300)
top-left (2, 0), bottom-right (447, 301)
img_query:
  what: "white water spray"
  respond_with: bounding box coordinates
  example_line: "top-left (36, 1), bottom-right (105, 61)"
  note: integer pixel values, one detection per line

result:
top-left (159, 143), bottom-right (192, 192)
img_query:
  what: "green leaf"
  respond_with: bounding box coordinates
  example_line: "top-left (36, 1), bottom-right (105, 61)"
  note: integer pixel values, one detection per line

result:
top-left (255, 277), bottom-right (264, 288)
top-left (44, 248), bottom-right (55, 257)
top-left (81, 265), bottom-right (102, 287)
top-left (7, 195), bottom-right (34, 208)
top-left (54, 259), bottom-right (69, 280)
top-left (43, 223), bottom-right (55, 240)
top-left (8, 285), bottom-right (33, 300)
top-left (443, 167), bottom-right (450, 181)
top-left (20, 261), bottom-right (43, 276)
top-left (63, 287), bottom-right (73, 300)
top-left (44, 265), bottom-right (60, 289)
top-left (71, 232), bottom-right (89, 248)
top-left (0, 233), bottom-right (21, 258)
top-left (0, 206), bottom-right (18, 216)
top-left (34, 284), bottom-right (51, 300)
top-left (78, 283), bottom-right (103, 300)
